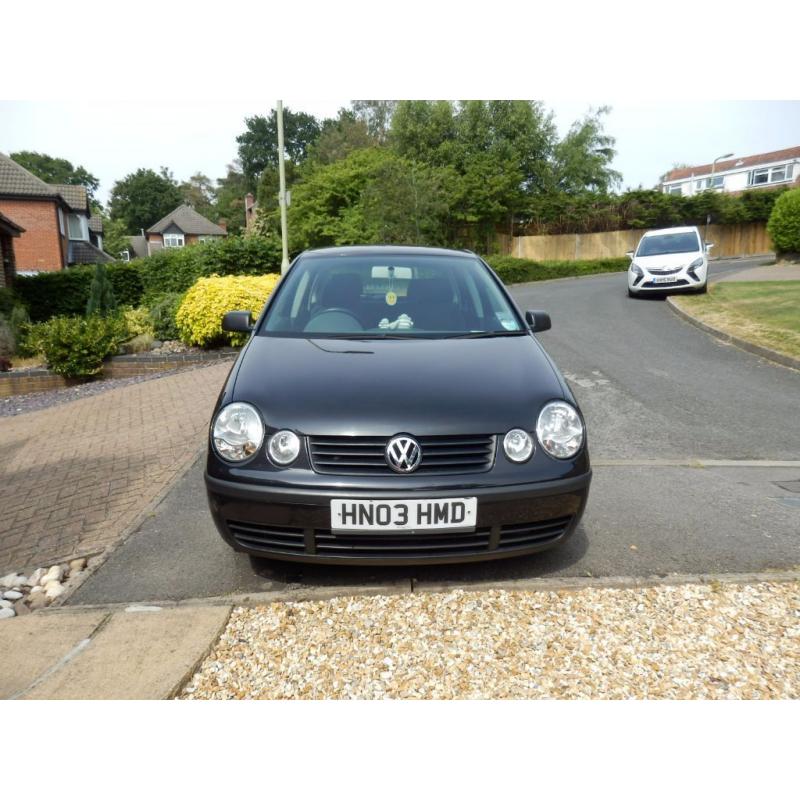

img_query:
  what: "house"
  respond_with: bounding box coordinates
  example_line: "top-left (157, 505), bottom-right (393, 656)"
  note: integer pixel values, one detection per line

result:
top-left (124, 204), bottom-right (227, 260)
top-left (0, 152), bottom-right (112, 274)
top-left (0, 211), bottom-right (24, 288)
top-left (660, 146), bottom-right (800, 197)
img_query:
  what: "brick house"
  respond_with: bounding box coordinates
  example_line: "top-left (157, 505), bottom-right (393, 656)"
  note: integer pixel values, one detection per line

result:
top-left (125, 204), bottom-right (227, 260)
top-left (0, 152), bottom-right (111, 274)
top-left (0, 211), bottom-right (24, 288)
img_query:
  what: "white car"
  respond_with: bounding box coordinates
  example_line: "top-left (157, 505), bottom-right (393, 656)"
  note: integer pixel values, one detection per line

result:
top-left (626, 226), bottom-right (711, 297)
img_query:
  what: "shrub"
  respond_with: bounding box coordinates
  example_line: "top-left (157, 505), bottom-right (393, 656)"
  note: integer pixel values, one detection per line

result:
top-left (148, 292), bottom-right (183, 340)
top-left (0, 287), bottom-right (22, 317)
top-left (766, 187), bottom-right (800, 257)
top-left (138, 235), bottom-right (282, 304)
top-left (15, 262), bottom-right (143, 322)
top-left (27, 315), bottom-right (129, 378)
top-left (121, 306), bottom-right (154, 339)
top-left (176, 274), bottom-right (280, 347)
top-left (0, 317), bottom-right (13, 357)
top-left (485, 255), bottom-right (629, 284)
top-left (86, 264), bottom-right (118, 317)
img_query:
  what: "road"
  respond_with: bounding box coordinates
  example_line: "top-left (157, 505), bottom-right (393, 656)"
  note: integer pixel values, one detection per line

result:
top-left (70, 257), bottom-right (800, 605)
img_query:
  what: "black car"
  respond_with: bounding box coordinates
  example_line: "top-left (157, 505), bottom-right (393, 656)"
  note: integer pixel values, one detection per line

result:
top-left (205, 246), bottom-right (591, 564)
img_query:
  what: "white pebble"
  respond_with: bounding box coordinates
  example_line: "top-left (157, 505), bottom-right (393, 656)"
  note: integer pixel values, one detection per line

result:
top-left (26, 568), bottom-right (46, 587)
top-left (0, 599), bottom-right (12, 609)
top-left (45, 583), bottom-right (66, 600)
top-left (3, 590), bottom-right (23, 601)
top-left (44, 565), bottom-right (64, 583)
top-left (0, 607), bottom-right (15, 620)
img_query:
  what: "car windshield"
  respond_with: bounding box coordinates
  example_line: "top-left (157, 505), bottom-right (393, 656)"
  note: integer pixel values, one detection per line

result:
top-left (260, 253), bottom-right (524, 338)
top-left (637, 231), bottom-right (701, 256)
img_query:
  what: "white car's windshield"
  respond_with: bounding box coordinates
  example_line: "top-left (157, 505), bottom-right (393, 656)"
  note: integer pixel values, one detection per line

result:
top-left (637, 232), bottom-right (701, 257)
top-left (260, 253), bottom-right (524, 338)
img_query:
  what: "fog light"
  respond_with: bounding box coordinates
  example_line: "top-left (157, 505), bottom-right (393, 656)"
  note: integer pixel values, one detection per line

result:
top-left (504, 428), bottom-right (534, 463)
top-left (268, 430), bottom-right (300, 465)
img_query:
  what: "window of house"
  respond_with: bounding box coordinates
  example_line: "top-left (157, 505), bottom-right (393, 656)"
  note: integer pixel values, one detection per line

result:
top-left (58, 208), bottom-right (65, 235)
top-left (668, 185), bottom-right (683, 195)
top-left (749, 164), bottom-right (793, 186)
top-left (163, 233), bottom-right (185, 248)
top-left (67, 214), bottom-right (86, 240)
top-left (749, 168), bottom-right (770, 185)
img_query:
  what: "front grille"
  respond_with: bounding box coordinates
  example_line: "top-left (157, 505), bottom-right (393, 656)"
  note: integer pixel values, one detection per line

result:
top-left (647, 266), bottom-right (682, 275)
top-left (641, 278), bottom-right (689, 288)
top-left (228, 515), bottom-right (573, 559)
top-left (308, 434), bottom-right (496, 476)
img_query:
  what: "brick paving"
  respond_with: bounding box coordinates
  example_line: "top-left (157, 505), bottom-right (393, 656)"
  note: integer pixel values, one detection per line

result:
top-left (0, 361), bottom-right (233, 573)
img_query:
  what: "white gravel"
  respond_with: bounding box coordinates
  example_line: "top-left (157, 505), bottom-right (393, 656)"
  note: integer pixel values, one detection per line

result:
top-left (181, 581), bottom-right (800, 700)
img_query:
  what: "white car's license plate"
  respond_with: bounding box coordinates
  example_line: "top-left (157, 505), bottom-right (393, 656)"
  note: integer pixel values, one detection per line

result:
top-left (331, 498), bottom-right (477, 532)
top-left (652, 275), bottom-right (678, 284)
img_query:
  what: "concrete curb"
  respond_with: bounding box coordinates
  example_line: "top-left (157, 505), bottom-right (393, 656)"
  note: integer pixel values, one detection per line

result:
top-left (666, 294), bottom-right (800, 372)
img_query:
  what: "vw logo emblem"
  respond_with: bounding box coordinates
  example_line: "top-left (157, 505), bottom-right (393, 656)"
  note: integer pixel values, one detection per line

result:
top-left (385, 435), bottom-right (422, 473)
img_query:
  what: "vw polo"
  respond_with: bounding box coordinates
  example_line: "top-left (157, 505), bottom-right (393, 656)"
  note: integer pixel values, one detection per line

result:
top-left (205, 246), bottom-right (591, 564)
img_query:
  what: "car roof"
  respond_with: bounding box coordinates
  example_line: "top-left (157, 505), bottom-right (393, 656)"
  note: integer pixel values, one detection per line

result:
top-left (641, 226), bottom-right (700, 237)
top-left (300, 245), bottom-right (477, 259)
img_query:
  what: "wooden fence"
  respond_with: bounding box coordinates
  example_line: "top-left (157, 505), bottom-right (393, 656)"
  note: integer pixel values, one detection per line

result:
top-left (503, 222), bottom-right (773, 261)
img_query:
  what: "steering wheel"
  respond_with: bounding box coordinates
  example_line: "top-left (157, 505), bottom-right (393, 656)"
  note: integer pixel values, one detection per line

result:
top-left (305, 307), bottom-right (364, 333)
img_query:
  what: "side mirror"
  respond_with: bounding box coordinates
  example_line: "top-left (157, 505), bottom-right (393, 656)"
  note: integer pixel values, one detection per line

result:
top-left (525, 310), bottom-right (551, 333)
top-left (625, 251), bottom-right (635, 259)
top-left (222, 310), bottom-right (254, 333)
top-left (705, 242), bottom-right (715, 251)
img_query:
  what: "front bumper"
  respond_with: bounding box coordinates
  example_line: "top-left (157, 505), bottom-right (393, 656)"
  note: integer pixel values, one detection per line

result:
top-left (628, 265), bottom-right (707, 292)
top-left (205, 471), bottom-right (591, 565)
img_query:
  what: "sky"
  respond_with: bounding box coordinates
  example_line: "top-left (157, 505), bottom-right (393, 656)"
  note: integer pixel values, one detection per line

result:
top-left (1, 100), bottom-right (798, 206)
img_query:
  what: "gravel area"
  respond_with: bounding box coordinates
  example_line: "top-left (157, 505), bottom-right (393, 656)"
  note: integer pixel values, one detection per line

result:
top-left (0, 364), bottom-right (206, 417)
top-left (182, 582), bottom-right (800, 699)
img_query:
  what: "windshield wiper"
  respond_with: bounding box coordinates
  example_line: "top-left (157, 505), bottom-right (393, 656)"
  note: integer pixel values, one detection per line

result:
top-left (448, 330), bottom-right (527, 339)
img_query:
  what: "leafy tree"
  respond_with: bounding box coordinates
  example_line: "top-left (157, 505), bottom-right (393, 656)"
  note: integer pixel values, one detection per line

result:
top-left (351, 100), bottom-right (396, 144)
top-left (236, 107), bottom-right (321, 187)
top-left (10, 150), bottom-right (100, 203)
top-left (390, 100), bottom-right (458, 165)
top-left (85, 264), bottom-right (117, 317)
top-left (179, 172), bottom-right (217, 221)
top-left (215, 162), bottom-right (249, 236)
top-left (108, 168), bottom-right (183, 234)
top-left (310, 108), bottom-right (375, 165)
top-left (552, 107), bottom-right (620, 194)
top-left (101, 216), bottom-right (131, 260)
top-left (767, 187), bottom-right (800, 256)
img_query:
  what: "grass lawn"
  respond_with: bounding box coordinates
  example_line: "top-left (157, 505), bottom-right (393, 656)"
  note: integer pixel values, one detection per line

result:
top-left (674, 281), bottom-right (800, 360)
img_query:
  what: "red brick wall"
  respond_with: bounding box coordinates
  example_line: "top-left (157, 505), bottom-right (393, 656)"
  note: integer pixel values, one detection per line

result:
top-left (0, 199), bottom-right (65, 272)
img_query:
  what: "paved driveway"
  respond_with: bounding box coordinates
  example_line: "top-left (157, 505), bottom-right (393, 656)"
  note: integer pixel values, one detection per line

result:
top-left (0, 362), bottom-right (232, 573)
top-left (69, 257), bottom-right (800, 605)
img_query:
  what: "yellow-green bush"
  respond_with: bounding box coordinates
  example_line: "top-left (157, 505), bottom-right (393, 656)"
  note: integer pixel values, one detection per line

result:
top-left (121, 306), bottom-right (155, 339)
top-left (176, 274), bottom-right (280, 347)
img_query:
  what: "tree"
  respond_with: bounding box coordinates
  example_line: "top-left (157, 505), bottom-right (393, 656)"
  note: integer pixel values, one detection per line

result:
top-left (767, 187), bottom-right (800, 257)
top-left (85, 264), bottom-right (117, 317)
top-left (101, 216), bottom-right (131, 260)
top-left (310, 108), bottom-right (375, 165)
top-left (108, 168), bottom-right (183, 233)
top-left (552, 107), bottom-right (621, 194)
top-left (351, 100), bottom-right (396, 144)
top-left (215, 162), bottom-right (249, 236)
top-left (10, 150), bottom-right (100, 203)
top-left (179, 172), bottom-right (217, 220)
top-left (236, 107), bottom-right (321, 187)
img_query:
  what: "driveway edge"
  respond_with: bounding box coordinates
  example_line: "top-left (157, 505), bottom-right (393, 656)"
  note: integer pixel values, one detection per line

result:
top-left (666, 295), bottom-right (800, 371)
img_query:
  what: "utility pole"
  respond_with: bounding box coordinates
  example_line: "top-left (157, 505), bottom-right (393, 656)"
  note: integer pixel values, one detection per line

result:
top-left (277, 100), bottom-right (290, 274)
top-left (706, 152), bottom-right (733, 243)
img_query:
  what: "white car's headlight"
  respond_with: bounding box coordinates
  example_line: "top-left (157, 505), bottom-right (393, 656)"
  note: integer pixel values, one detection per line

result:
top-left (536, 401), bottom-right (584, 459)
top-left (630, 263), bottom-right (644, 276)
top-left (689, 257), bottom-right (704, 268)
top-left (268, 430), bottom-right (301, 465)
top-left (212, 402), bottom-right (264, 462)
top-left (504, 428), bottom-right (534, 463)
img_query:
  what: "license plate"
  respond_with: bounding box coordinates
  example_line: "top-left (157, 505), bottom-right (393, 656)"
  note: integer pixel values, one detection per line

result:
top-left (331, 498), bottom-right (477, 532)
top-left (652, 275), bottom-right (677, 284)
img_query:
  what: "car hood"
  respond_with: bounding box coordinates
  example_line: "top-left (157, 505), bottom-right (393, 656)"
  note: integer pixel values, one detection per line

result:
top-left (633, 252), bottom-right (702, 271)
top-left (232, 335), bottom-right (565, 436)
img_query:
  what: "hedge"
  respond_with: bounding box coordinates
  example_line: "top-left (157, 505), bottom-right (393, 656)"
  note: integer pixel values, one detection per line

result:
top-left (485, 255), bottom-right (629, 284)
top-left (766, 187), bottom-right (800, 256)
top-left (15, 263), bottom-right (143, 322)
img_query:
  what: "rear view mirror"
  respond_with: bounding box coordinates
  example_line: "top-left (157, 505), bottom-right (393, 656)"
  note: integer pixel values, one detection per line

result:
top-left (525, 309), bottom-right (551, 333)
top-left (706, 242), bottom-right (715, 251)
top-left (222, 310), bottom-right (254, 333)
top-left (625, 251), bottom-right (634, 258)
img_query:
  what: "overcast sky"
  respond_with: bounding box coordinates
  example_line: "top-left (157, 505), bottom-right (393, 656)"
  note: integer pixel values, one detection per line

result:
top-left (1, 100), bottom-right (798, 206)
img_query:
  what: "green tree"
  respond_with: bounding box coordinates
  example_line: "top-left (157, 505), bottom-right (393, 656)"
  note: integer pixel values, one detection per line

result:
top-left (767, 187), bottom-right (800, 256)
top-left (552, 107), bottom-right (620, 193)
top-left (85, 264), bottom-right (117, 317)
top-left (236, 107), bottom-right (321, 187)
top-left (215, 162), bottom-right (249, 236)
top-left (101, 216), bottom-right (131, 260)
top-left (351, 100), bottom-right (396, 144)
top-left (310, 108), bottom-right (375, 165)
top-left (109, 168), bottom-right (183, 233)
top-left (179, 172), bottom-right (217, 221)
top-left (10, 150), bottom-right (100, 203)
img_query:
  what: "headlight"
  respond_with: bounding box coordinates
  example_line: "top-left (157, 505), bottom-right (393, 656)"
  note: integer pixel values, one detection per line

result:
top-left (630, 263), bottom-right (644, 276)
top-left (212, 402), bottom-right (264, 462)
top-left (689, 257), bottom-right (704, 268)
top-left (268, 430), bottom-right (300, 465)
top-left (504, 428), bottom-right (534, 463)
top-left (536, 401), bottom-right (584, 459)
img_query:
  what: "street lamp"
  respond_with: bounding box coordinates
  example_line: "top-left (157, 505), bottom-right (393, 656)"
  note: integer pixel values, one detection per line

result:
top-left (706, 152), bottom-right (734, 242)
top-left (277, 100), bottom-right (290, 274)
